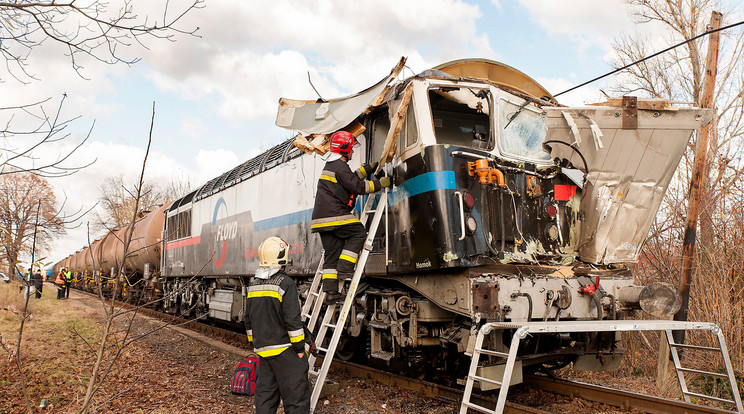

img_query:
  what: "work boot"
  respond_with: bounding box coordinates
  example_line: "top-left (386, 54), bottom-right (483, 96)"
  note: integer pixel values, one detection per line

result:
top-left (324, 291), bottom-right (342, 306)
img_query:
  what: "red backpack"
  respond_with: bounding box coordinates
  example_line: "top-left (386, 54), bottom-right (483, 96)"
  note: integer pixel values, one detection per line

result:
top-left (230, 355), bottom-right (259, 395)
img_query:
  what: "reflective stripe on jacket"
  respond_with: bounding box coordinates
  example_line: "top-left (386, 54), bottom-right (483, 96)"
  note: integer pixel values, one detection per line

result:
top-left (244, 270), bottom-right (306, 358)
top-left (311, 159), bottom-right (381, 232)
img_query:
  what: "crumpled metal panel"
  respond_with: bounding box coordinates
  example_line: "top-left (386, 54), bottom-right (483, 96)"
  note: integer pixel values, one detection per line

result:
top-left (275, 57), bottom-right (406, 135)
top-left (543, 106), bottom-right (713, 264)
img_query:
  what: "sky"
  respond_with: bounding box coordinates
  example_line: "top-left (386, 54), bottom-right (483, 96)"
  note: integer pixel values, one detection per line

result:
top-left (0, 0), bottom-right (720, 265)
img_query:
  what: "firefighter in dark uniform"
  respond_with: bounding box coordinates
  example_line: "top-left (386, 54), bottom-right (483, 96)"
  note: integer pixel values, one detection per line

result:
top-left (310, 131), bottom-right (391, 304)
top-left (245, 236), bottom-right (310, 414)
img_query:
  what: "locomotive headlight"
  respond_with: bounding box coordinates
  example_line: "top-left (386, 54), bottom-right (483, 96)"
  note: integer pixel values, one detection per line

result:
top-left (545, 223), bottom-right (559, 241)
top-left (466, 215), bottom-right (477, 235)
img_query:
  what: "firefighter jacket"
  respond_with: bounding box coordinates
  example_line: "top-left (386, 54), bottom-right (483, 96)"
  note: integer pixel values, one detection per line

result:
top-left (244, 270), bottom-right (306, 358)
top-left (64, 270), bottom-right (72, 282)
top-left (311, 159), bottom-right (381, 232)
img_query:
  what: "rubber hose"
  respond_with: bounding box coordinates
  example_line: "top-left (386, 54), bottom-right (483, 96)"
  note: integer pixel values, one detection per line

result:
top-left (592, 293), bottom-right (603, 320)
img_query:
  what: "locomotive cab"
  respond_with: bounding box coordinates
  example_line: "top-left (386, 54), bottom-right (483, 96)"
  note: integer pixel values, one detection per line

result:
top-left (364, 74), bottom-right (575, 276)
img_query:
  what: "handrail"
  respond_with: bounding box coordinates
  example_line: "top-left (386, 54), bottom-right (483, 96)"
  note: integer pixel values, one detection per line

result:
top-left (454, 191), bottom-right (466, 241)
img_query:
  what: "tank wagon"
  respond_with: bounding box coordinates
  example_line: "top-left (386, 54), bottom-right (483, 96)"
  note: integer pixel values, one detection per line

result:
top-left (61, 58), bottom-right (711, 379)
top-left (56, 204), bottom-right (170, 298)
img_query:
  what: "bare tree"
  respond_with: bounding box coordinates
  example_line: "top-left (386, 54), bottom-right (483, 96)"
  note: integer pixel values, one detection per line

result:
top-left (1, 94), bottom-right (96, 178)
top-left (74, 104), bottom-right (208, 412)
top-left (1, 0), bottom-right (203, 178)
top-left (0, 170), bottom-right (65, 275)
top-left (91, 174), bottom-right (193, 234)
top-left (613, 0), bottom-right (744, 372)
top-left (1, 0), bottom-right (203, 81)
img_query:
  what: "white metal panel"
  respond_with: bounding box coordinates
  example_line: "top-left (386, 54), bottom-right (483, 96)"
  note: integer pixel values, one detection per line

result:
top-left (543, 106), bottom-right (712, 264)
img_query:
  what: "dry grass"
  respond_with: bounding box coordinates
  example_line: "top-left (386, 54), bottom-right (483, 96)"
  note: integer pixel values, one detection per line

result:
top-left (626, 219), bottom-right (744, 406)
top-left (0, 280), bottom-right (102, 411)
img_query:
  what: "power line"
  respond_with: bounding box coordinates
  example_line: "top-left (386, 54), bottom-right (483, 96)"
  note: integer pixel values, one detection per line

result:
top-left (554, 18), bottom-right (744, 98)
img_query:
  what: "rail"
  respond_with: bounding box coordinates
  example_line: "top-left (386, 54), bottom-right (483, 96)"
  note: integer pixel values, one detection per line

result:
top-left (71, 289), bottom-right (742, 413)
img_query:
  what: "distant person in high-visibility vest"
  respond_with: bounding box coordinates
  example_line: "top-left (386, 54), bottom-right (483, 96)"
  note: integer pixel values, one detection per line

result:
top-left (55, 269), bottom-right (66, 299)
top-left (244, 236), bottom-right (310, 414)
top-left (64, 268), bottom-right (72, 299)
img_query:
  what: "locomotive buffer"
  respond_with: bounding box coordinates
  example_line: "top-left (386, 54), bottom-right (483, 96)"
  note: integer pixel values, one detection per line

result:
top-left (301, 191), bottom-right (388, 413)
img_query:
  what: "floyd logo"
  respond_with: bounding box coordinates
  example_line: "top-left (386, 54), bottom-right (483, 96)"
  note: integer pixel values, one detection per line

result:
top-left (212, 197), bottom-right (238, 269)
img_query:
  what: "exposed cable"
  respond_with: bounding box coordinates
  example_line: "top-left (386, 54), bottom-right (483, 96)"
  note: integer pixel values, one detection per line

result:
top-left (554, 19), bottom-right (744, 98)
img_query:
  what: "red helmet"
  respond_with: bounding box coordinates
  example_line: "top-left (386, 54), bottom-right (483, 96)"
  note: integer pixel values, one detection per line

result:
top-left (329, 131), bottom-right (357, 157)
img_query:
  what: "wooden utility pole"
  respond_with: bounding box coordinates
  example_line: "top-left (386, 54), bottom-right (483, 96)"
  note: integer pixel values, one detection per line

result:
top-left (673, 10), bottom-right (722, 342)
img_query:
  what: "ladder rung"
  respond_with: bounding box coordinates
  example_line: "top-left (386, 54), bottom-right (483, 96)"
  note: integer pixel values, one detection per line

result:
top-left (317, 346), bottom-right (329, 353)
top-left (309, 369), bottom-right (319, 376)
top-left (310, 291), bottom-right (320, 297)
top-left (682, 391), bottom-right (736, 405)
top-left (301, 312), bottom-right (311, 318)
top-left (462, 401), bottom-right (495, 414)
top-left (471, 374), bottom-right (502, 387)
top-left (669, 343), bottom-right (720, 352)
top-left (476, 349), bottom-right (509, 358)
top-left (677, 367), bottom-right (729, 378)
top-left (324, 322), bottom-right (338, 329)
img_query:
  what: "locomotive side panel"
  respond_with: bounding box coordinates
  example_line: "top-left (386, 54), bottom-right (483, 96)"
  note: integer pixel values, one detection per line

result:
top-left (163, 151), bottom-right (330, 278)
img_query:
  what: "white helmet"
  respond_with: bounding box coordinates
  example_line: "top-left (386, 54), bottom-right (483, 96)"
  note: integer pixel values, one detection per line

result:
top-left (258, 236), bottom-right (289, 268)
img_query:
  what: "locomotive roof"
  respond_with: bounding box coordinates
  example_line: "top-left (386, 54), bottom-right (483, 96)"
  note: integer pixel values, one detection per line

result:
top-left (169, 136), bottom-right (303, 211)
top-left (275, 57), bottom-right (556, 137)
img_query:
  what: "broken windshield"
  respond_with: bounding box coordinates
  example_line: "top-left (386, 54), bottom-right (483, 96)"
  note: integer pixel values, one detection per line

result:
top-left (429, 87), bottom-right (492, 150)
top-left (498, 99), bottom-right (550, 161)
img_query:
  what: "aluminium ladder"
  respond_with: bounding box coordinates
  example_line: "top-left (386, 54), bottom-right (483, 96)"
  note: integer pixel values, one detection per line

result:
top-left (302, 191), bottom-right (388, 413)
top-left (459, 320), bottom-right (743, 414)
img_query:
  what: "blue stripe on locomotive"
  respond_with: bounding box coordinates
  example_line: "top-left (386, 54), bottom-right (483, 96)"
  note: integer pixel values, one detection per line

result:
top-left (251, 171), bottom-right (456, 231)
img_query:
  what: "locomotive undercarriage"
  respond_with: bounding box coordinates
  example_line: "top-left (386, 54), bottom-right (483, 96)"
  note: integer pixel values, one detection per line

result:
top-left (157, 262), bottom-right (657, 381)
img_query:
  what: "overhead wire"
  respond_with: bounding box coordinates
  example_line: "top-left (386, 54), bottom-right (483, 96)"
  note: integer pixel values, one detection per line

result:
top-left (554, 18), bottom-right (744, 98)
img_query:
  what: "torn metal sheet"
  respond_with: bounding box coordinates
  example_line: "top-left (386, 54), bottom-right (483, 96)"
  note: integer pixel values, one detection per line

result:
top-left (276, 57), bottom-right (406, 135)
top-left (543, 105), bottom-right (713, 264)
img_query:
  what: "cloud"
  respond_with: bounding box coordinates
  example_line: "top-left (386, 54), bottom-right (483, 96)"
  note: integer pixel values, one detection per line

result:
top-left (194, 148), bottom-right (241, 183)
top-left (519, 0), bottom-right (633, 54)
top-left (180, 114), bottom-right (208, 140)
top-left (139, 0), bottom-right (494, 122)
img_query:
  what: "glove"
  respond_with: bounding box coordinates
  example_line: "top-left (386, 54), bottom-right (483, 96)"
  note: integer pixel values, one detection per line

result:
top-left (374, 166), bottom-right (386, 179)
top-left (379, 176), bottom-right (391, 189)
top-left (367, 161), bottom-right (378, 173)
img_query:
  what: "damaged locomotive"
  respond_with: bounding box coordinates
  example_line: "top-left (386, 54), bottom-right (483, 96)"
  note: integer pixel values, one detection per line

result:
top-left (58, 57), bottom-right (711, 382)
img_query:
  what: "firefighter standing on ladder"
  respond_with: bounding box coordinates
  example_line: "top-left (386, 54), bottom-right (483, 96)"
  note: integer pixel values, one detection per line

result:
top-left (311, 131), bottom-right (391, 304)
top-left (245, 236), bottom-right (310, 414)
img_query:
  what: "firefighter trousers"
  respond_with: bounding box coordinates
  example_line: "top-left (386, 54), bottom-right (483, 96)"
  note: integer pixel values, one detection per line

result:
top-left (319, 223), bottom-right (366, 293)
top-left (255, 349), bottom-right (310, 414)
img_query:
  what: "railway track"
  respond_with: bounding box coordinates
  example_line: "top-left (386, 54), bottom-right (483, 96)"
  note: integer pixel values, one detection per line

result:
top-left (77, 290), bottom-right (737, 414)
